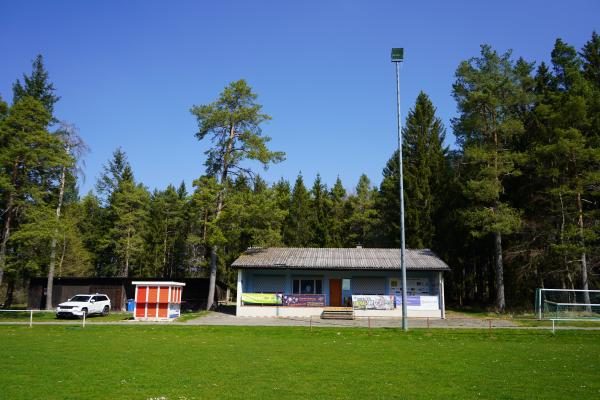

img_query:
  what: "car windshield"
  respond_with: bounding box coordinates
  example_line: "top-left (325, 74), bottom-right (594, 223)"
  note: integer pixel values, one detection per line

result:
top-left (69, 295), bottom-right (91, 302)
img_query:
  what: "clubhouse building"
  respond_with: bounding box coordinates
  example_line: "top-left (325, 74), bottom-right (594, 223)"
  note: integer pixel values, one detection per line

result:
top-left (233, 247), bottom-right (450, 318)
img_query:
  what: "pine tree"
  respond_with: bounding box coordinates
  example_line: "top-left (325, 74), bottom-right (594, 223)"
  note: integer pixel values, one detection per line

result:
top-left (402, 92), bottom-right (448, 248)
top-left (309, 174), bottom-right (331, 247)
top-left (44, 123), bottom-right (87, 308)
top-left (284, 174), bottom-right (313, 246)
top-left (145, 185), bottom-right (186, 278)
top-left (535, 39), bottom-right (600, 305)
top-left (328, 177), bottom-right (347, 247)
top-left (0, 97), bottom-right (69, 289)
top-left (96, 147), bottom-right (130, 205)
top-left (453, 45), bottom-right (531, 312)
top-left (190, 80), bottom-right (285, 309)
top-left (346, 174), bottom-right (377, 247)
top-left (12, 55), bottom-right (60, 118)
top-left (375, 151), bottom-right (401, 247)
top-left (109, 170), bottom-right (150, 277)
top-left (187, 176), bottom-right (222, 278)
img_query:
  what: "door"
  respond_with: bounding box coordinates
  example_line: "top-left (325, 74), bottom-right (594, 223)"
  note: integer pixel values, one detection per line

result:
top-left (329, 279), bottom-right (342, 307)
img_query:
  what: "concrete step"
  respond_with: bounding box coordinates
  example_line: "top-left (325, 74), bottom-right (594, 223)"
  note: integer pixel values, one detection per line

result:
top-left (321, 310), bottom-right (355, 320)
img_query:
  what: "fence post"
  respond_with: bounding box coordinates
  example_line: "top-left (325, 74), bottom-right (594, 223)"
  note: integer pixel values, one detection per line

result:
top-left (82, 311), bottom-right (86, 328)
top-left (310, 316), bottom-right (312, 332)
top-left (427, 317), bottom-right (430, 329)
top-left (488, 318), bottom-right (492, 333)
top-left (368, 316), bottom-right (371, 330)
top-left (552, 319), bottom-right (555, 334)
top-left (29, 310), bottom-right (33, 328)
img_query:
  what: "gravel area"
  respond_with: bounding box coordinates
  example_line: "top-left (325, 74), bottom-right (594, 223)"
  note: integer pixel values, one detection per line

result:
top-left (185, 310), bottom-right (521, 328)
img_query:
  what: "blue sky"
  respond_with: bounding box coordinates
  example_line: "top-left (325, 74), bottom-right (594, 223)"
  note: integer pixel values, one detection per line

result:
top-left (1, 1), bottom-right (598, 195)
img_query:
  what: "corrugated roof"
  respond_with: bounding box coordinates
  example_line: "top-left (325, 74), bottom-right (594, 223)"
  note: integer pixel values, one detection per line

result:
top-left (231, 247), bottom-right (451, 271)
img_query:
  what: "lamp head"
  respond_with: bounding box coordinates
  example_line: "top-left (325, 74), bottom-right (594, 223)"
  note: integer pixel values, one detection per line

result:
top-left (391, 48), bottom-right (404, 62)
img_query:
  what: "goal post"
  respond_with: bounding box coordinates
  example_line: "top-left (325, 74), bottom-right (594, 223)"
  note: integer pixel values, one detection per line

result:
top-left (535, 288), bottom-right (600, 320)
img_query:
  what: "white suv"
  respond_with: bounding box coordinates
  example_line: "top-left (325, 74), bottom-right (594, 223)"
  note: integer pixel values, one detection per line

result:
top-left (56, 294), bottom-right (111, 318)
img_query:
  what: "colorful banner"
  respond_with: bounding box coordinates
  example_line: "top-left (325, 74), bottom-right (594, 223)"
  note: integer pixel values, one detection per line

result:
top-left (352, 295), bottom-right (395, 310)
top-left (282, 294), bottom-right (326, 307)
top-left (241, 293), bottom-right (282, 305)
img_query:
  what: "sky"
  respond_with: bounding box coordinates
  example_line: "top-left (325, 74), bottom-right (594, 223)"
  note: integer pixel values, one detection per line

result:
top-left (1, 1), bottom-right (599, 195)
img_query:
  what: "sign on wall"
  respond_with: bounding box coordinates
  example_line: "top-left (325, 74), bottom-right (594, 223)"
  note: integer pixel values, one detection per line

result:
top-left (395, 295), bottom-right (422, 307)
top-left (241, 293), bottom-right (282, 305)
top-left (352, 295), bottom-right (395, 310)
top-left (282, 294), bottom-right (326, 307)
top-left (396, 295), bottom-right (439, 310)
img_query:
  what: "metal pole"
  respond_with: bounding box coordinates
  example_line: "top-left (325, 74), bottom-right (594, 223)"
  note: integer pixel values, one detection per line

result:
top-left (29, 310), bottom-right (33, 328)
top-left (395, 60), bottom-right (408, 332)
top-left (537, 288), bottom-right (542, 320)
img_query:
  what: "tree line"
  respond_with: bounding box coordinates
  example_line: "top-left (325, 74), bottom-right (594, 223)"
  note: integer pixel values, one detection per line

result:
top-left (1, 33), bottom-right (599, 311)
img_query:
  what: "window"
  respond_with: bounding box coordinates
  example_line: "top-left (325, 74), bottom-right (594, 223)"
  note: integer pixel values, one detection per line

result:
top-left (293, 279), bottom-right (322, 294)
top-left (70, 295), bottom-right (92, 302)
top-left (253, 275), bottom-right (286, 293)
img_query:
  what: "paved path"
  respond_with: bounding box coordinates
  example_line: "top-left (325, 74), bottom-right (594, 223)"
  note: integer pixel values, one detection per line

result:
top-left (2, 310), bottom-right (599, 330)
top-left (186, 310), bottom-right (529, 329)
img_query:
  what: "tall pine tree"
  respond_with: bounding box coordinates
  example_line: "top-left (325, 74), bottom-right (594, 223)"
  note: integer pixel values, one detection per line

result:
top-left (453, 45), bottom-right (531, 312)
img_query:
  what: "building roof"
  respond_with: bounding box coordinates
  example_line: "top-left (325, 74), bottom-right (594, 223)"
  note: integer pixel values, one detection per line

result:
top-left (131, 281), bottom-right (186, 287)
top-left (231, 247), bottom-right (451, 271)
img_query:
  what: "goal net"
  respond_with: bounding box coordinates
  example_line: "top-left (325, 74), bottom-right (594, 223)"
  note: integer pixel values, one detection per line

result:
top-left (535, 289), bottom-right (600, 319)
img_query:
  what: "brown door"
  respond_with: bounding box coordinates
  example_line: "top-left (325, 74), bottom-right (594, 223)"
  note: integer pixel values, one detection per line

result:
top-left (329, 279), bottom-right (342, 307)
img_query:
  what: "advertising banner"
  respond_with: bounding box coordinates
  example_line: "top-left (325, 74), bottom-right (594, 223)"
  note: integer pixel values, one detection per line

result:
top-left (418, 296), bottom-right (440, 310)
top-left (282, 294), bottom-right (326, 307)
top-left (395, 295), bottom-right (439, 310)
top-left (241, 293), bottom-right (282, 305)
top-left (395, 295), bottom-right (422, 307)
top-left (352, 295), bottom-right (395, 310)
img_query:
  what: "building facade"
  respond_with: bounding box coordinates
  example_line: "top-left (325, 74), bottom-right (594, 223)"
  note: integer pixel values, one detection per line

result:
top-left (233, 247), bottom-right (450, 318)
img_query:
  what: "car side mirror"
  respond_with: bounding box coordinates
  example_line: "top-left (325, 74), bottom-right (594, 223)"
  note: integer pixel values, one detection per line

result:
top-left (90, 299), bottom-right (95, 303)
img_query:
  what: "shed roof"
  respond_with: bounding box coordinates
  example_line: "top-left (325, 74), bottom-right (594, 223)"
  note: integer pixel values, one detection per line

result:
top-left (231, 247), bottom-right (450, 271)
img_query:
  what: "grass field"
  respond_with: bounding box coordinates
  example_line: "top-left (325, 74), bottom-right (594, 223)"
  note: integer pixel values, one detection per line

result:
top-left (0, 310), bottom-right (133, 322)
top-left (0, 326), bottom-right (598, 399)
top-left (446, 309), bottom-right (600, 328)
top-left (0, 310), bottom-right (206, 323)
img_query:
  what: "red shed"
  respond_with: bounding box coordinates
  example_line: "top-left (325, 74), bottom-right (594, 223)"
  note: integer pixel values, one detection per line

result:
top-left (132, 281), bottom-right (185, 321)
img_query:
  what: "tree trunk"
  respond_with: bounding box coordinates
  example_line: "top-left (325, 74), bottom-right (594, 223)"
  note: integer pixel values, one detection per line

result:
top-left (494, 231), bottom-right (506, 312)
top-left (0, 193), bottom-right (15, 290)
top-left (58, 233), bottom-right (66, 277)
top-left (206, 123), bottom-right (236, 310)
top-left (46, 166), bottom-right (66, 310)
top-left (207, 246), bottom-right (218, 310)
top-left (576, 192), bottom-right (591, 310)
top-left (163, 220), bottom-right (168, 277)
top-left (206, 195), bottom-right (225, 311)
top-left (4, 278), bottom-right (15, 309)
top-left (0, 160), bottom-right (19, 289)
top-left (124, 228), bottom-right (131, 277)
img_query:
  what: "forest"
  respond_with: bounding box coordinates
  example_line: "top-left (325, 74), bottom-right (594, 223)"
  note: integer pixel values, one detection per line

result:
top-left (1, 33), bottom-right (599, 311)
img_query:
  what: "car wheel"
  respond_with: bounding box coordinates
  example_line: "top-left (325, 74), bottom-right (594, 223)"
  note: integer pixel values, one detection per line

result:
top-left (102, 306), bottom-right (109, 316)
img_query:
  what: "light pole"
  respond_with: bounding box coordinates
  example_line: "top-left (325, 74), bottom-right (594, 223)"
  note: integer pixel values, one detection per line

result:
top-left (391, 48), bottom-right (408, 331)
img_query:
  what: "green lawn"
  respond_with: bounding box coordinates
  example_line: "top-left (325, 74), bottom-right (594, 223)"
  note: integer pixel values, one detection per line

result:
top-left (0, 326), bottom-right (598, 399)
top-left (446, 308), bottom-right (600, 328)
top-left (0, 311), bottom-right (133, 322)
